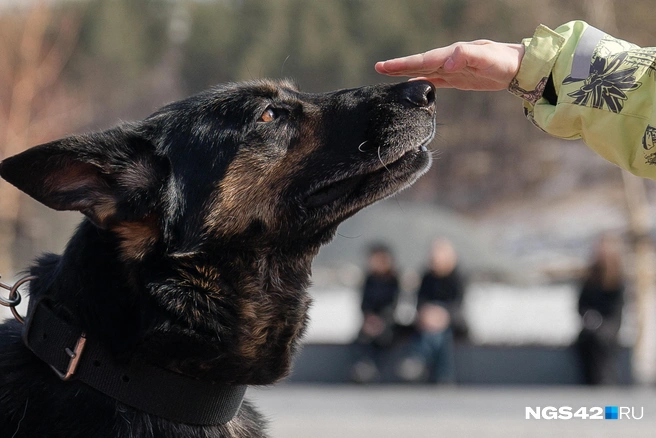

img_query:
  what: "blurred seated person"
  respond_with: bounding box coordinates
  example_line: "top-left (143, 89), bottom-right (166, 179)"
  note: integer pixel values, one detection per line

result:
top-left (400, 239), bottom-right (467, 383)
top-left (352, 244), bottom-right (400, 383)
top-left (576, 234), bottom-right (625, 385)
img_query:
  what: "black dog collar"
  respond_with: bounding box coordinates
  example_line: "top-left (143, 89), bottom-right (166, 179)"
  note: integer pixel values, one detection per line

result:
top-left (22, 298), bottom-right (246, 425)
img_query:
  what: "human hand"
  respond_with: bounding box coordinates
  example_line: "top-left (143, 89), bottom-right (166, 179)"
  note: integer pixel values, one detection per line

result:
top-left (375, 40), bottom-right (525, 91)
top-left (362, 313), bottom-right (386, 337)
top-left (416, 303), bottom-right (450, 333)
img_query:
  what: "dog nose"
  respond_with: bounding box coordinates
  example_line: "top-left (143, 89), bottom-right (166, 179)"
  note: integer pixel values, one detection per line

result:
top-left (399, 81), bottom-right (435, 108)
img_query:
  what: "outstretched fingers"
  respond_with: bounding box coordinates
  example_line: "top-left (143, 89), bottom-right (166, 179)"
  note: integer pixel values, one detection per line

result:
top-left (376, 40), bottom-right (524, 91)
top-left (375, 46), bottom-right (456, 77)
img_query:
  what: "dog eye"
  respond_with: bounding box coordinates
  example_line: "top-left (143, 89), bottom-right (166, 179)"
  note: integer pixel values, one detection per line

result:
top-left (259, 108), bottom-right (277, 123)
top-left (258, 107), bottom-right (289, 123)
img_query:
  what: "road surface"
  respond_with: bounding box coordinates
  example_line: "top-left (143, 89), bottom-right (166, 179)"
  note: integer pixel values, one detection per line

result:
top-left (249, 384), bottom-right (656, 437)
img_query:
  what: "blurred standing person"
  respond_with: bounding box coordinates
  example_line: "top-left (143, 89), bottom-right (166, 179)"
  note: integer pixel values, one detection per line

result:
top-left (401, 239), bottom-right (467, 383)
top-left (576, 234), bottom-right (625, 385)
top-left (352, 244), bottom-right (400, 383)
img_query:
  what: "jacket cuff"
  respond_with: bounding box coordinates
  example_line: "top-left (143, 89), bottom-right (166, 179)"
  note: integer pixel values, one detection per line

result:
top-left (508, 25), bottom-right (566, 105)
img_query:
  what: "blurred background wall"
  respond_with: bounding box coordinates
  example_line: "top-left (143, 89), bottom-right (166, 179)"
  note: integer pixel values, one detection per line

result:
top-left (1, 0), bottom-right (656, 384)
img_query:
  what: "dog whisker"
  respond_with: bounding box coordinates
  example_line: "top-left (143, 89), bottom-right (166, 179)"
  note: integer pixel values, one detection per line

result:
top-left (377, 146), bottom-right (391, 173)
top-left (429, 149), bottom-right (442, 159)
top-left (336, 232), bottom-right (363, 239)
top-left (11, 399), bottom-right (28, 438)
top-left (357, 140), bottom-right (369, 152)
top-left (393, 194), bottom-right (405, 212)
top-left (280, 55), bottom-right (291, 76)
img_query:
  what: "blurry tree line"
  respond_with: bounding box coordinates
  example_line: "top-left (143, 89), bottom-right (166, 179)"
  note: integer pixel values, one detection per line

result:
top-left (1, 0), bottom-right (656, 272)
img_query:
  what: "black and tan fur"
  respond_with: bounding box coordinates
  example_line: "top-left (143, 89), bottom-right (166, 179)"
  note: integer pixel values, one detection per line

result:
top-left (0, 79), bottom-right (436, 437)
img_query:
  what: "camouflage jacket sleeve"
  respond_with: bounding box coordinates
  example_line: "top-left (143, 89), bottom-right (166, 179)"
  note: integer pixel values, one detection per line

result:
top-left (508, 20), bottom-right (656, 179)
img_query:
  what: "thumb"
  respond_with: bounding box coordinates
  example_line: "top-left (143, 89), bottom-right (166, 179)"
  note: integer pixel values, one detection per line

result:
top-left (444, 45), bottom-right (474, 72)
top-left (445, 43), bottom-right (494, 72)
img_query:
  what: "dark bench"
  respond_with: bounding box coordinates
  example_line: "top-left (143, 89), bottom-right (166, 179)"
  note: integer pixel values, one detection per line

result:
top-left (288, 343), bottom-right (633, 385)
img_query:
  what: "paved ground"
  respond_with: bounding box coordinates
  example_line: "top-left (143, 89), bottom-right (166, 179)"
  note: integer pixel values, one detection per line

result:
top-left (249, 384), bottom-right (656, 438)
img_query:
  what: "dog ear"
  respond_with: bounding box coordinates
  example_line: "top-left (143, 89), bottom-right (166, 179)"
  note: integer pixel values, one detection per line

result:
top-left (0, 124), bottom-right (169, 229)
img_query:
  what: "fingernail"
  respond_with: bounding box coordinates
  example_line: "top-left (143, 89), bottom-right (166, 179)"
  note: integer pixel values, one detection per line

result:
top-left (444, 57), bottom-right (455, 71)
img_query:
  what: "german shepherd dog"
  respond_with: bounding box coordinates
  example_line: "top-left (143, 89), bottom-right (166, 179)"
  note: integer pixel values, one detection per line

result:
top-left (0, 79), bottom-right (435, 437)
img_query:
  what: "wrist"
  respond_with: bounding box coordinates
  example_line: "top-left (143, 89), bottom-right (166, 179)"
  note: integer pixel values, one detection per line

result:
top-left (507, 25), bottom-right (566, 104)
top-left (511, 43), bottom-right (525, 75)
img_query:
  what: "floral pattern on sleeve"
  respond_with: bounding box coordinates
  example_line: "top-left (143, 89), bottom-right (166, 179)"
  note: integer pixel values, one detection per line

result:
top-left (508, 76), bottom-right (549, 105)
top-left (563, 52), bottom-right (640, 113)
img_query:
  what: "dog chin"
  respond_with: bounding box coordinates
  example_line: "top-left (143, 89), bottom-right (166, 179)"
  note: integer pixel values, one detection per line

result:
top-left (308, 148), bottom-right (431, 221)
top-left (355, 148), bottom-right (432, 204)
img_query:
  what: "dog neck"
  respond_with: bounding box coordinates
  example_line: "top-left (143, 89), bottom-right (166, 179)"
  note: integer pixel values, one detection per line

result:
top-left (29, 219), bottom-right (313, 386)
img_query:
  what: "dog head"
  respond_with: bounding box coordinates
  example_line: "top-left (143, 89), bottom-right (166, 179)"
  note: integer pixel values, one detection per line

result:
top-left (0, 79), bottom-right (435, 383)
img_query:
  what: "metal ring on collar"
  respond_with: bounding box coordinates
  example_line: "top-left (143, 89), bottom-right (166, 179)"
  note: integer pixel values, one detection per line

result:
top-left (0, 275), bottom-right (37, 324)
